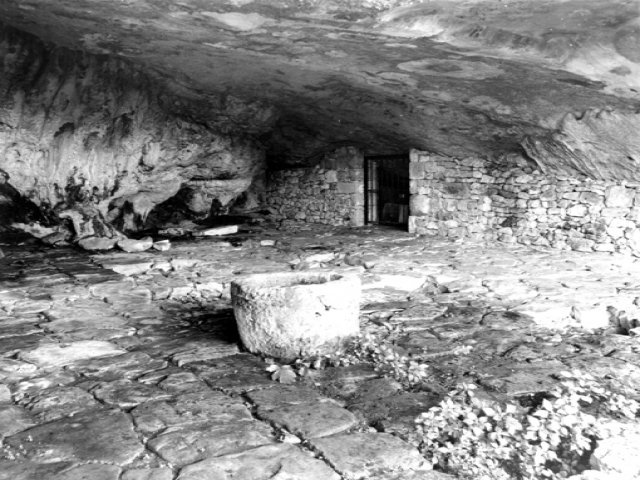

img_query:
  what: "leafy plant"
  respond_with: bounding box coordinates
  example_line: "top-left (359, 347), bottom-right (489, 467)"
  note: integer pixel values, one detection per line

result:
top-left (415, 371), bottom-right (639, 480)
top-left (263, 331), bottom-right (432, 387)
top-left (328, 332), bottom-right (430, 387)
top-left (265, 362), bottom-right (297, 384)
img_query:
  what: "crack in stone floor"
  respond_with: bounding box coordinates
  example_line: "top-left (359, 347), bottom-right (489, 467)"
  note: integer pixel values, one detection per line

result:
top-left (1, 222), bottom-right (640, 479)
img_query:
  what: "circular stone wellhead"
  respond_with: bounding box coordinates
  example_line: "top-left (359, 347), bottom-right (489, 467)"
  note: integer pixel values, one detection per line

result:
top-left (231, 271), bottom-right (361, 360)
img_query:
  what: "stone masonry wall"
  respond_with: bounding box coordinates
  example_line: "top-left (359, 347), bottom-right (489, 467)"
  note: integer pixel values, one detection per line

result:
top-left (409, 149), bottom-right (640, 254)
top-left (266, 147), bottom-right (365, 227)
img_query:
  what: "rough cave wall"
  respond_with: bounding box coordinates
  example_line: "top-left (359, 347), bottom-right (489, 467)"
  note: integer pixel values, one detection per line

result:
top-left (0, 27), bottom-right (266, 238)
top-left (409, 150), bottom-right (640, 254)
top-left (266, 147), bottom-right (365, 227)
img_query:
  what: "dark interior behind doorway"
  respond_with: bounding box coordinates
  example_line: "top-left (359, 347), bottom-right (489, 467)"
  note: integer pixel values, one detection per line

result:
top-left (364, 154), bottom-right (409, 229)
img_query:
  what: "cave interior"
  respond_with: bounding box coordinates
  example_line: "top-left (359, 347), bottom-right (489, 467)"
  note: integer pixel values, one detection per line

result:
top-left (1, 1), bottom-right (640, 479)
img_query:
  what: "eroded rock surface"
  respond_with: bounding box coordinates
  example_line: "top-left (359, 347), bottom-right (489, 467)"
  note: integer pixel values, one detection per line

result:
top-left (0, 25), bottom-right (268, 242)
top-left (0, 0), bottom-right (639, 175)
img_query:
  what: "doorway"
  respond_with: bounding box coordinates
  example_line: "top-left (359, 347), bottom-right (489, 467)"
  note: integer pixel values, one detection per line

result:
top-left (364, 154), bottom-right (410, 229)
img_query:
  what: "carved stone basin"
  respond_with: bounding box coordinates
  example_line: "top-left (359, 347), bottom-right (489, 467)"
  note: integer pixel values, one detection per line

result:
top-left (231, 271), bottom-right (361, 360)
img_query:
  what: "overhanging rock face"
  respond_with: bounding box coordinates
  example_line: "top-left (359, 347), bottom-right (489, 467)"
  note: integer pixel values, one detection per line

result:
top-left (0, 26), bottom-right (268, 236)
top-left (0, 0), bottom-right (639, 176)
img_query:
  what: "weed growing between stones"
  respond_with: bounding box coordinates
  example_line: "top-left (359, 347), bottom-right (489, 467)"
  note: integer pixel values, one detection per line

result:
top-left (264, 331), bottom-right (432, 387)
top-left (327, 332), bottom-right (430, 387)
top-left (414, 371), bottom-right (639, 480)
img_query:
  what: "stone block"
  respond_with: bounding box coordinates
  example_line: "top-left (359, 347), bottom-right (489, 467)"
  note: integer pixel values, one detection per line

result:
top-left (480, 174), bottom-right (494, 183)
top-left (606, 218), bottom-right (630, 239)
top-left (628, 207), bottom-right (640, 223)
top-left (600, 207), bottom-right (629, 218)
top-left (409, 195), bottom-right (430, 216)
top-left (580, 191), bottom-right (603, 205)
top-left (514, 174), bottom-right (533, 184)
top-left (605, 185), bottom-right (634, 208)
top-left (569, 238), bottom-right (595, 252)
top-left (324, 170), bottom-right (338, 183)
top-left (566, 204), bottom-right (588, 217)
top-left (409, 149), bottom-right (426, 163)
top-left (193, 225), bottom-right (239, 237)
top-left (540, 188), bottom-right (556, 200)
top-left (594, 242), bottom-right (615, 252)
top-left (409, 162), bottom-right (426, 180)
top-left (337, 182), bottom-right (358, 194)
top-left (628, 229), bottom-right (640, 252)
top-left (562, 192), bottom-right (581, 201)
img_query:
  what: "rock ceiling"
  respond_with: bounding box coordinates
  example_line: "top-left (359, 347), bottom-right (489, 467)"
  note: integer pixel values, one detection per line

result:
top-left (1, 0), bottom-right (640, 177)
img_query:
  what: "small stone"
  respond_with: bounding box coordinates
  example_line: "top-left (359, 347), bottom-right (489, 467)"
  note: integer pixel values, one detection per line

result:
top-left (153, 239), bottom-right (171, 251)
top-left (177, 443), bottom-right (340, 480)
top-left (605, 185), bottom-right (634, 208)
top-left (41, 230), bottom-right (71, 246)
top-left (118, 236), bottom-right (154, 253)
top-left (107, 260), bottom-right (154, 276)
top-left (158, 227), bottom-right (186, 236)
top-left (193, 225), bottom-right (238, 236)
top-left (579, 192), bottom-right (604, 205)
top-left (304, 252), bottom-right (335, 263)
top-left (77, 236), bottom-right (118, 251)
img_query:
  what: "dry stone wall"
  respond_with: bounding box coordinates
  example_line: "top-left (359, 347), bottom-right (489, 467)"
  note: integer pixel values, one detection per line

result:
top-left (409, 149), bottom-right (640, 254)
top-left (266, 147), bottom-right (364, 227)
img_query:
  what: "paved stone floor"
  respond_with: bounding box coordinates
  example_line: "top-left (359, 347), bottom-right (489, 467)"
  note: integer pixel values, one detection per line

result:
top-left (1, 222), bottom-right (640, 479)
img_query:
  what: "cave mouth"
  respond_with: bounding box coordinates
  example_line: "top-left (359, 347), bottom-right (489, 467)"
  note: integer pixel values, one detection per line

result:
top-left (364, 154), bottom-right (410, 231)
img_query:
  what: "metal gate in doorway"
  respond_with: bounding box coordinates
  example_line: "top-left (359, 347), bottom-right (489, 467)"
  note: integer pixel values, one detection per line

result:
top-left (364, 154), bottom-right (409, 229)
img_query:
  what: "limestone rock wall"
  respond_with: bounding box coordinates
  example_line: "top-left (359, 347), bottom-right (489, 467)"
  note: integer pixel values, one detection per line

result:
top-left (0, 27), bottom-right (266, 238)
top-left (409, 150), bottom-right (640, 254)
top-left (266, 147), bottom-right (365, 227)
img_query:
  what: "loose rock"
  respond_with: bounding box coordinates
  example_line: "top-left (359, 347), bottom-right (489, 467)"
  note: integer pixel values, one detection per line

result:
top-left (118, 236), bottom-right (154, 253)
